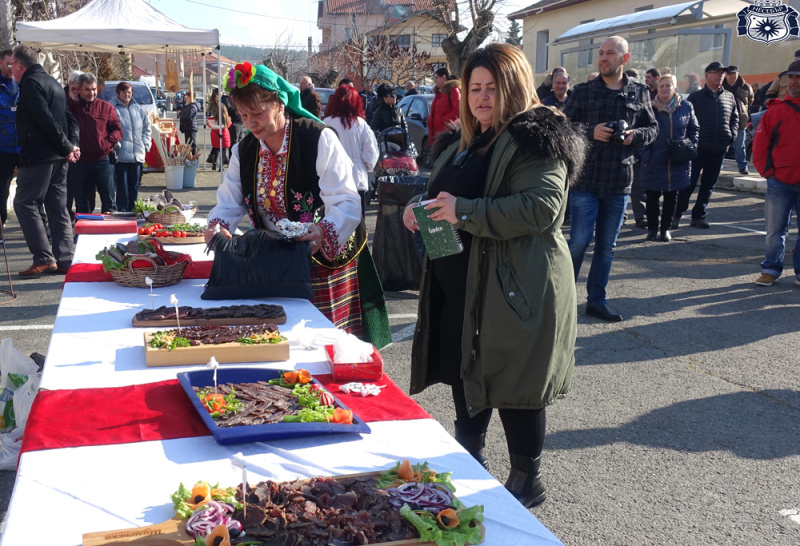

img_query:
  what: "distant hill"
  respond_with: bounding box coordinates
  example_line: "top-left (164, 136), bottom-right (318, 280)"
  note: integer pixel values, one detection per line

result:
top-left (220, 45), bottom-right (309, 64)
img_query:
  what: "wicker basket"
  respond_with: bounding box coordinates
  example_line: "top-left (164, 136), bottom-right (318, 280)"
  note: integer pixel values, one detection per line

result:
top-left (109, 256), bottom-right (188, 288)
top-left (146, 209), bottom-right (185, 226)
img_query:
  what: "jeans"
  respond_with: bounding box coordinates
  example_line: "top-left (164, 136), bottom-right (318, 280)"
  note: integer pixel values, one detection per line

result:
top-left (568, 190), bottom-right (628, 306)
top-left (13, 161), bottom-right (74, 267)
top-left (675, 152), bottom-right (725, 220)
top-left (734, 129), bottom-right (747, 171)
top-left (70, 156), bottom-right (116, 213)
top-left (230, 122), bottom-right (244, 146)
top-left (182, 129), bottom-right (197, 154)
top-left (114, 162), bottom-right (142, 212)
top-left (761, 177), bottom-right (800, 279)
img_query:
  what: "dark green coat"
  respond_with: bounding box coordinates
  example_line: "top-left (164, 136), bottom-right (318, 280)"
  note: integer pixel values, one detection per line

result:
top-left (410, 108), bottom-right (586, 416)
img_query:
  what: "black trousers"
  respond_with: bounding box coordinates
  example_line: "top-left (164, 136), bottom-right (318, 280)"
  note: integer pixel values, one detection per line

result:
top-left (646, 190), bottom-right (678, 232)
top-left (675, 152), bottom-right (725, 220)
top-left (452, 380), bottom-right (546, 458)
top-left (0, 152), bottom-right (17, 226)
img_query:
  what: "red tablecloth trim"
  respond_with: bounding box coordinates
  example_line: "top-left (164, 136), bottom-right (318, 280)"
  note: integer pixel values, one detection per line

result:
top-left (19, 374), bottom-right (430, 456)
top-left (63, 261), bottom-right (213, 283)
top-left (74, 219), bottom-right (138, 235)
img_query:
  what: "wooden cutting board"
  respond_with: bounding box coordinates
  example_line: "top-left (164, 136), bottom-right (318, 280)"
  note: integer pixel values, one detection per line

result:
top-left (138, 234), bottom-right (205, 245)
top-left (143, 333), bottom-right (290, 367)
top-left (83, 472), bottom-right (484, 546)
top-left (82, 517), bottom-right (192, 545)
top-left (132, 315), bottom-right (287, 328)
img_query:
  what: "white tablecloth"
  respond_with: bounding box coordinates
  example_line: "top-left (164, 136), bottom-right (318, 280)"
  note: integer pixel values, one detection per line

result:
top-left (41, 280), bottom-right (340, 391)
top-left (1, 241), bottom-right (564, 545)
top-left (3, 420), bottom-right (562, 546)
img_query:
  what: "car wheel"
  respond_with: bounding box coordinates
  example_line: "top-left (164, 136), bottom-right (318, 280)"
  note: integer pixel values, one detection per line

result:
top-left (420, 137), bottom-right (430, 168)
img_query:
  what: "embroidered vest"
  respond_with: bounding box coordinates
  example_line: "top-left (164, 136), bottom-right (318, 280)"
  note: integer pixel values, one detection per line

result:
top-left (238, 116), bottom-right (367, 270)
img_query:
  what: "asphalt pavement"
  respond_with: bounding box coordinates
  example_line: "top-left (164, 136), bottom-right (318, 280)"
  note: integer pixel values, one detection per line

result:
top-left (0, 141), bottom-right (798, 545)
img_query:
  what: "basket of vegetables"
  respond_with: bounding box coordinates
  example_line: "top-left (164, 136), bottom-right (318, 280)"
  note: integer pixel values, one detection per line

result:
top-left (135, 190), bottom-right (188, 225)
top-left (97, 240), bottom-right (191, 288)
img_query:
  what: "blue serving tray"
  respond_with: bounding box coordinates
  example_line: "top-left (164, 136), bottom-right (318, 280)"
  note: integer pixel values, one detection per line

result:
top-left (177, 368), bottom-right (371, 445)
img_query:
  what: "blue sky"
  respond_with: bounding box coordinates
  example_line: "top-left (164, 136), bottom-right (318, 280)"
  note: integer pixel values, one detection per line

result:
top-left (148, 0), bottom-right (533, 49)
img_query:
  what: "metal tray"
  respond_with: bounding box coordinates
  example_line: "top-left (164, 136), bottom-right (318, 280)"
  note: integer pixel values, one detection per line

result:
top-left (177, 368), bottom-right (371, 445)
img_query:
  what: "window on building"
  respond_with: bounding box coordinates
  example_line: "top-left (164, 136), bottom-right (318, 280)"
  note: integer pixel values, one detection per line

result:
top-left (430, 62), bottom-right (447, 73)
top-left (391, 34), bottom-right (411, 47)
top-left (432, 34), bottom-right (446, 47)
top-left (535, 30), bottom-right (549, 73)
top-left (577, 20), bottom-right (594, 69)
top-left (700, 24), bottom-right (725, 51)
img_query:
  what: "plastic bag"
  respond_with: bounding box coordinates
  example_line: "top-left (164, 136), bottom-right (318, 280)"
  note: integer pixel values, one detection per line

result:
top-left (372, 176), bottom-right (427, 291)
top-left (0, 339), bottom-right (40, 432)
top-left (0, 428), bottom-right (24, 471)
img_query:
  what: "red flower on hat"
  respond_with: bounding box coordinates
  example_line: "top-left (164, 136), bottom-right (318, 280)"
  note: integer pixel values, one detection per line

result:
top-left (237, 62), bottom-right (254, 87)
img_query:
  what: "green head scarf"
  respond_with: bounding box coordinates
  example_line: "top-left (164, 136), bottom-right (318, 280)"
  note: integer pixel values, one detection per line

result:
top-left (223, 62), bottom-right (321, 122)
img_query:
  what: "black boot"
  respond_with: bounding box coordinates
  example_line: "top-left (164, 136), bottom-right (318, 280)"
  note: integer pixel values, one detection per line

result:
top-left (645, 230), bottom-right (657, 241)
top-left (505, 453), bottom-right (546, 508)
top-left (659, 229), bottom-right (672, 242)
top-left (454, 422), bottom-right (489, 469)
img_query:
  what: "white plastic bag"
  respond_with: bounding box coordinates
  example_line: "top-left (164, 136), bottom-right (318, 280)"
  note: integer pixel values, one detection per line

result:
top-left (0, 428), bottom-right (24, 471)
top-left (0, 339), bottom-right (40, 432)
top-left (13, 373), bottom-right (40, 430)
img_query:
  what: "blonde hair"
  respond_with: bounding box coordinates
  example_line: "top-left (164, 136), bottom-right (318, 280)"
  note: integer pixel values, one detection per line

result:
top-left (459, 42), bottom-right (539, 152)
top-left (658, 74), bottom-right (678, 89)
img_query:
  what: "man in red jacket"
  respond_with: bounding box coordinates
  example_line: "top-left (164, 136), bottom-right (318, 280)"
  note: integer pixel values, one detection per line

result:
top-left (428, 68), bottom-right (461, 145)
top-left (752, 60), bottom-right (800, 287)
top-left (67, 72), bottom-right (123, 213)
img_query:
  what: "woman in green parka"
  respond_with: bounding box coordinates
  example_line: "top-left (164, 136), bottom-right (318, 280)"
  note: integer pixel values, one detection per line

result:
top-left (402, 43), bottom-right (586, 508)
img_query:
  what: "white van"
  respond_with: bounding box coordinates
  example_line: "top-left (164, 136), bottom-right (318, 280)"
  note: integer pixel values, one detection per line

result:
top-left (98, 81), bottom-right (157, 118)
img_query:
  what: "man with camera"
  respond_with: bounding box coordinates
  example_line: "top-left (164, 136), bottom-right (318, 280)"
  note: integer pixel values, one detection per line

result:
top-left (673, 62), bottom-right (738, 229)
top-left (563, 35), bottom-right (657, 322)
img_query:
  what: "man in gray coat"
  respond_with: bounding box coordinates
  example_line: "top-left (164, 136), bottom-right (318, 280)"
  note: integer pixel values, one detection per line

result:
top-left (11, 45), bottom-right (79, 276)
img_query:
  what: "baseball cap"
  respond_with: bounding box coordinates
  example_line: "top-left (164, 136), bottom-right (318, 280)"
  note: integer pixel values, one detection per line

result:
top-left (726, 65), bottom-right (739, 73)
top-left (786, 59), bottom-right (800, 75)
top-left (705, 62), bottom-right (727, 73)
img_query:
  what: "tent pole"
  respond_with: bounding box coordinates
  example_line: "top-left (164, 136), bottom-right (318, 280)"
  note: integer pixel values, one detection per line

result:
top-left (217, 46), bottom-right (222, 187)
top-left (198, 50), bottom-right (205, 168)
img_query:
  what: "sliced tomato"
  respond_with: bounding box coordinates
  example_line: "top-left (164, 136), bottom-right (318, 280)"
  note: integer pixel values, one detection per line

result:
top-left (330, 408), bottom-right (353, 424)
top-left (201, 393), bottom-right (227, 413)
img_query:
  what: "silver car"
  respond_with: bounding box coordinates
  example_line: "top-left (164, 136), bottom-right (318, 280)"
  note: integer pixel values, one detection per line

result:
top-left (398, 93), bottom-right (434, 167)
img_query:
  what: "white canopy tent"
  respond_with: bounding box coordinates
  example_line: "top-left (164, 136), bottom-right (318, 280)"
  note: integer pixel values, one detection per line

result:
top-left (15, 0), bottom-right (223, 182)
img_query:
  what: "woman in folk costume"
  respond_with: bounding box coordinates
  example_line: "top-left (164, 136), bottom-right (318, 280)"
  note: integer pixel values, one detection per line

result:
top-left (204, 63), bottom-right (390, 346)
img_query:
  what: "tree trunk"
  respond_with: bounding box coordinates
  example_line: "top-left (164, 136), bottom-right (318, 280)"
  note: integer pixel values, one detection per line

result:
top-left (0, 0), bottom-right (12, 47)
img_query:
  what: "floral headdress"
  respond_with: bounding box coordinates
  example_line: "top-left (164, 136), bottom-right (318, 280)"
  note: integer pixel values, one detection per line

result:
top-left (223, 62), bottom-right (320, 122)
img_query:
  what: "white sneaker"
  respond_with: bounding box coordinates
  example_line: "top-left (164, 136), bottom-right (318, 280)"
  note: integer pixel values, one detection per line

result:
top-left (796, 278), bottom-right (800, 286)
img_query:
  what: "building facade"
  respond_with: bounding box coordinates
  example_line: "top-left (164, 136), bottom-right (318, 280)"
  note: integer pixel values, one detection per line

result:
top-left (510, 0), bottom-right (800, 90)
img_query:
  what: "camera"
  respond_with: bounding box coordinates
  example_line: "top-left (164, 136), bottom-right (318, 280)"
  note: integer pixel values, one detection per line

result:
top-left (606, 120), bottom-right (629, 144)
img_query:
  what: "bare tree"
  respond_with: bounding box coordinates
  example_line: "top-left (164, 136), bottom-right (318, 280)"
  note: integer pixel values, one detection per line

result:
top-left (429, 0), bottom-right (496, 78)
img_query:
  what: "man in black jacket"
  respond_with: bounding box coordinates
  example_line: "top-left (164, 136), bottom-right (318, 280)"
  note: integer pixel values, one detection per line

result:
top-left (10, 45), bottom-right (79, 276)
top-left (563, 36), bottom-right (658, 322)
top-left (673, 62), bottom-right (738, 229)
top-left (359, 81), bottom-right (377, 125)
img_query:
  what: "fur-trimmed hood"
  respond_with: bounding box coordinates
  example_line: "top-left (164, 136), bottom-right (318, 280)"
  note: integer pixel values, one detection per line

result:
top-left (431, 107), bottom-right (587, 186)
top-left (434, 78), bottom-right (461, 95)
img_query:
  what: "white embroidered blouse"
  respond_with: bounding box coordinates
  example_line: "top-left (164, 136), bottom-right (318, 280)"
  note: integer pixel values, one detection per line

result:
top-left (207, 117), bottom-right (361, 261)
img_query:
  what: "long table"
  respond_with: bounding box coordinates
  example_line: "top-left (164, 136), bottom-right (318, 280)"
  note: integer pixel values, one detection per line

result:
top-left (0, 233), bottom-right (563, 546)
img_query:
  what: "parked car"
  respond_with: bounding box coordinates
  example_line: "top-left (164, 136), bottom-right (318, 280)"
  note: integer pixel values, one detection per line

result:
top-left (313, 88), bottom-right (335, 117)
top-left (398, 93), bottom-right (434, 167)
top-left (98, 81), bottom-right (157, 119)
top-left (149, 87), bottom-right (167, 118)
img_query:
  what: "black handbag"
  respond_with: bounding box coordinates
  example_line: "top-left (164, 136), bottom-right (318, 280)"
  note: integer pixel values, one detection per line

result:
top-left (201, 229), bottom-right (313, 301)
top-left (667, 138), bottom-right (698, 163)
top-left (666, 113), bottom-right (698, 163)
